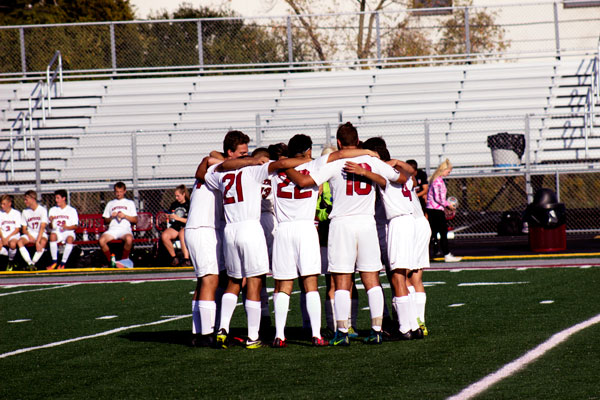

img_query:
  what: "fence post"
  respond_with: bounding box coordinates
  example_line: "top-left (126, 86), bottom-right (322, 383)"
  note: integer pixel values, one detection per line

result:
top-left (9, 128), bottom-right (14, 180)
top-left (553, 1), bottom-right (561, 60)
top-left (525, 114), bottom-right (533, 204)
top-left (110, 23), bottom-right (117, 75)
top-left (197, 20), bottom-right (204, 71)
top-left (424, 119), bottom-right (431, 176)
top-left (375, 12), bottom-right (382, 65)
top-left (255, 114), bottom-right (262, 148)
top-left (34, 133), bottom-right (41, 195)
top-left (555, 170), bottom-right (560, 202)
top-left (325, 123), bottom-right (331, 147)
top-left (132, 131), bottom-right (139, 208)
top-left (19, 27), bottom-right (26, 76)
top-left (287, 16), bottom-right (294, 68)
top-left (464, 7), bottom-right (471, 56)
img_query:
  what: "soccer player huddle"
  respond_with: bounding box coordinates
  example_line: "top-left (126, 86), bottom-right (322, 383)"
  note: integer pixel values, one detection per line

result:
top-left (186, 122), bottom-right (431, 349)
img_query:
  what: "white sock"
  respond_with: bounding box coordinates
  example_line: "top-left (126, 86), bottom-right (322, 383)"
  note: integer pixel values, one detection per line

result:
top-left (19, 247), bottom-right (32, 264)
top-left (325, 298), bottom-right (336, 331)
top-left (407, 285), bottom-right (416, 295)
top-left (408, 292), bottom-right (420, 331)
top-left (366, 286), bottom-right (384, 331)
top-left (305, 291), bottom-right (322, 338)
top-left (415, 292), bottom-right (427, 323)
top-left (61, 243), bottom-right (74, 264)
top-left (334, 290), bottom-right (350, 333)
top-left (32, 250), bottom-right (44, 264)
top-left (300, 292), bottom-right (310, 329)
top-left (0, 247), bottom-right (7, 256)
top-left (393, 296), bottom-right (412, 334)
top-left (50, 241), bottom-right (58, 261)
top-left (245, 299), bottom-right (261, 341)
top-left (8, 248), bottom-right (16, 260)
top-left (192, 300), bottom-right (201, 334)
top-left (199, 300), bottom-right (216, 335)
top-left (274, 292), bottom-right (290, 340)
top-left (218, 293), bottom-right (238, 333)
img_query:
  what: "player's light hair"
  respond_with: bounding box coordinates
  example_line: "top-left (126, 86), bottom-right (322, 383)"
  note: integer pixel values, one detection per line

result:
top-left (1, 194), bottom-right (14, 204)
top-left (24, 190), bottom-right (37, 200)
top-left (251, 147), bottom-right (269, 159)
top-left (321, 145), bottom-right (336, 156)
top-left (175, 184), bottom-right (190, 202)
top-left (430, 159), bottom-right (452, 182)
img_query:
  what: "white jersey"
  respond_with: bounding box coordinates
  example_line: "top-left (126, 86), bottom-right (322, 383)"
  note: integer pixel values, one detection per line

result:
top-left (22, 205), bottom-right (49, 234)
top-left (410, 177), bottom-right (426, 219)
top-left (102, 198), bottom-right (137, 231)
top-left (205, 163), bottom-right (270, 224)
top-left (380, 175), bottom-right (414, 219)
top-left (48, 205), bottom-right (79, 233)
top-left (311, 155), bottom-right (401, 219)
top-left (0, 208), bottom-right (22, 238)
top-left (271, 157), bottom-right (327, 223)
top-left (187, 164), bottom-right (224, 229)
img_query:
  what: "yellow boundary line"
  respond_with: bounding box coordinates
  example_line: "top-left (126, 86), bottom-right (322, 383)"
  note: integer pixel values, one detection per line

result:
top-left (0, 266), bottom-right (194, 276)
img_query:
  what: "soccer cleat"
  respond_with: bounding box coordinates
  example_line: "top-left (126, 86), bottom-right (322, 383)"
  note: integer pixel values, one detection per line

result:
top-left (47, 262), bottom-right (58, 270)
top-left (181, 259), bottom-right (192, 267)
top-left (6, 261), bottom-right (14, 271)
top-left (27, 263), bottom-right (37, 271)
top-left (363, 329), bottom-right (383, 345)
top-left (329, 330), bottom-right (350, 346)
top-left (444, 253), bottom-right (462, 263)
top-left (398, 330), bottom-right (414, 341)
top-left (171, 257), bottom-right (180, 267)
top-left (412, 328), bottom-right (424, 340)
top-left (271, 337), bottom-right (287, 348)
top-left (417, 318), bottom-right (428, 336)
top-left (191, 333), bottom-right (214, 348)
top-left (347, 326), bottom-right (359, 339)
top-left (311, 336), bottom-right (329, 347)
top-left (245, 338), bottom-right (266, 349)
top-left (215, 328), bottom-right (229, 349)
top-left (57, 262), bottom-right (66, 270)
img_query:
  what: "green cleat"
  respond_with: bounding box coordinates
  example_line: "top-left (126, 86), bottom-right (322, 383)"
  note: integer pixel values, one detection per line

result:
top-left (347, 326), bottom-right (359, 338)
top-left (246, 338), bottom-right (266, 349)
top-left (363, 329), bottom-right (383, 345)
top-left (329, 330), bottom-right (350, 346)
top-left (417, 318), bottom-right (428, 336)
top-left (215, 328), bottom-right (229, 349)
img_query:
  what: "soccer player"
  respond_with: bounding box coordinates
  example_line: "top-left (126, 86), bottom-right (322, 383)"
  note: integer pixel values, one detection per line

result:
top-left (286, 122), bottom-right (407, 345)
top-left (99, 182), bottom-right (138, 268)
top-left (47, 189), bottom-right (79, 270)
top-left (186, 130), bottom-right (251, 347)
top-left (17, 190), bottom-right (49, 271)
top-left (0, 195), bottom-right (22, 271)
top-left (204, 147), bottom-right (306, 349)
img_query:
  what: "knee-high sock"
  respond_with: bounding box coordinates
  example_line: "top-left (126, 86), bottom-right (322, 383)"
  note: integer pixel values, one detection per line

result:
top-left (8, 248), bottom-right (16, 260)
top-left (408, 292), bottom-right (420, 331)
top-left (31, 250), bottom-right (44, 264)
top-left (393, 296), bottom-right (412, 334)
top-left (274, 292), bottom-right (290, 340)
top-left (325, 298), bottom-right (336, 331)
top-left (305, 291), bottom-right (322, 338)
top-left (366, 286), bottom-right (384, 331)
top-left (1, 247), bottom-right (8, 256)
top-left (199, 300), bottom-right (217, 335)
top-left (245, 299), bottom-right (261, 341)
top-left (192, 300), bottom-right (201, 334)
top-left (415, 292), bottom-right (427, 323)
top-left (334, 290), bottom-right (350, 333)
top-left (218, 293), bottom-right (238, 333)
top-left (61, 243), bottom-right (74, 263)
top-left (19, 247), bottom-right (33, 264)
top-left (50, 241), bottom-right (58, 261)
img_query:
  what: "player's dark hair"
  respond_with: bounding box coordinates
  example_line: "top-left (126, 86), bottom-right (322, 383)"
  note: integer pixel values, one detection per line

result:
top-left (406, 159), bottom-right (418, 169)
top-left (54, 189), bottom-right (67, 199)
top-left (336, 122), bottom-right (359, 147)
top-left (252, 147), bottom-right (269, 158)
top-left (268, 143), bottom-right (288, 160)
top-left (363, 137), bottom-right (391, 162)
top-left (24, 190), bottom-right (37, 200)
top-left (287, 134), bottom-right (312, 157)
top-left (223, 130), bottom-right (250, 154)
top-left (114, 181), bottom-right (126, 190)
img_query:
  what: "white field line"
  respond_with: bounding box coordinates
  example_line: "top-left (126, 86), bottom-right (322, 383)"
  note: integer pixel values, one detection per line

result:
top-left (447, 312), bottom-right (600, 400)
top-left (0, 284), bottom-right (78, 296)
top-left (0, 314), bottom-right (190, 359)
top-left (457, 282), bottom-right (529, 287)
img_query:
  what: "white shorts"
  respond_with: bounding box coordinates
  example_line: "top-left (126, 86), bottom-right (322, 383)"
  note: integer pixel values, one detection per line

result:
top-left (413, 216), bottom-right (432, 269)
top-left (388, 215), bottom-right (415, 271)
top-left (103, 226), bottom-right (132, 240)
top-left (376, 221), bottom-right (389, 269)
top-left (51, 230), bottom-right (76, 244)
top-left (223, 220), bottom-right (269, 279)
top-left (260, 212), bottom-right (277, 262)
top-left (20, 231), bottom-right (48, 241)
top-left (272, 220), bottom-right (321, 280)
top-left (185, 227), bottom-right (224, 278)
top-left (328, 215), bottom-right (383, 273)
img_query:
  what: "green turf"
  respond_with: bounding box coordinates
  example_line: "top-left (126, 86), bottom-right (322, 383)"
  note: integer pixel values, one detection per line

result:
top-left (1, 267), bottom-right (599, 399)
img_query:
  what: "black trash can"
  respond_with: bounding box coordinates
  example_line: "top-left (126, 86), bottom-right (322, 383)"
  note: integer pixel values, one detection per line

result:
top-left (524, 188), bottom-right (566, 252)
top-left (487, 132), bottom-right (525, 167)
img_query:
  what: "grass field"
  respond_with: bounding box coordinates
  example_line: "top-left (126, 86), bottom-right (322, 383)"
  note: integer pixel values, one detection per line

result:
top-left (1, 266), bottom-right (599, 399)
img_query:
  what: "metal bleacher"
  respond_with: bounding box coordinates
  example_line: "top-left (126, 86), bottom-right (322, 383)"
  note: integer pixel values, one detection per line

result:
top-left (1, 57), bottom-right (599, 186)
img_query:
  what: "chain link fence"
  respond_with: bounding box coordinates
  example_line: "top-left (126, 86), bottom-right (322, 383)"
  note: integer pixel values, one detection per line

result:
top-left (1, 2), bottom-right (599, 77)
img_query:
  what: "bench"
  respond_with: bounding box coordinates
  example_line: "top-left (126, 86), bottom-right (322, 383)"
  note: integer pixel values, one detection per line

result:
top-left (74, 212), bottom-right (156, 247)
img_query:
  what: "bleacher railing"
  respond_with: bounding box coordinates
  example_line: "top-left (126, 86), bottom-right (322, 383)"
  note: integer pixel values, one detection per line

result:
top-left (0, 2), bottom-right (599, 80)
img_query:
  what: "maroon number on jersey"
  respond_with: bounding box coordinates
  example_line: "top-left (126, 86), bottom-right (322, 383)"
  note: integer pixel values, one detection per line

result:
top-left (223, 171), bottom-right (244, 204)
top-left (261, 179), bottom-right (272, 199)
top-left (277, 170), bottom-right (312, 199)
top-left (346, 163), bottom-right (372, 196)
top-left (401, 184), bottom-right (412, 200)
